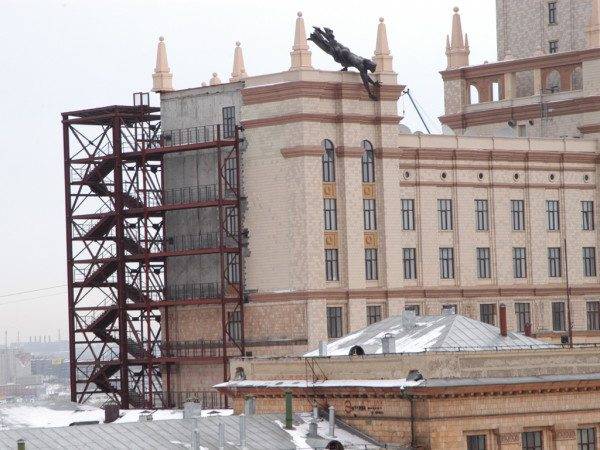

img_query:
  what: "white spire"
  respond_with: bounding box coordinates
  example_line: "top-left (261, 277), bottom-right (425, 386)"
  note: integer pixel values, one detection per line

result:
top-left (445, 7), bottom-right (470, 69)
top-left (209, 73), bottom-right (222, 86)
top-left (373, 17), bottom-right (393, 74)
top-left (290, 12), bottom-right (313, 70)
top-left (588, 0), bottom-right (600, 48)
top-left (152, 36), bottom-right (173, 93)
top-left (230, 41), bottom-right (248, 82)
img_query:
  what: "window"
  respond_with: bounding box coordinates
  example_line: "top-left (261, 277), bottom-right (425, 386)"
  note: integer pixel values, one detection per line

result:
top-left (438, 199), bottom-right (453, 230)
top-left (225, 157), bottom-right (237, 189)
top-left (475, 199), bottom-right (489, 231)
top-left (552, 301), bottom-right (566, 331)
top-left (480, 304), bottom-right (496, 325)
top-left (549, 40), bottom-right (559, 54)
top-left (322, 139), bottom-right (335, 182)
top-left (222, 106), bottom-right (236, 138)
top-left (361, 140), bottom-right (375, 182)
top-left (578, 428), bottom-right (596, 450)
top-left (363, 199), bottom-right (377, 230)
top-left (325, 249), bottom-right (339, 281)
top-left (225, 206), bottom-right (238, 237)
top-left (327, 306), bottom-right (343, 338)
top-left (439, 247), bottom-right (455, 279)
top-left (587, 301), bottom-right (600, 331)
top-left (324, 199), bottom-right (337, 231)
top-left (522, 431), bottom-right (543, 450)
top-left (511, 200), bottom-right (525, 231)
top-left (401, 199), bottom-right (415, 230)
top-left (515, 302), bottom-right (531, 333)
top-left (365, 249), bottom-right (378, 280)
top-left (546, 200), bottom-right (560, 230)
top-left (518, 124), bottom-right (527, 137)
top-left (548, 1), bottom-right (557, 24)
top-left (442, 304), bottom-right (457, 314)
top-left (405, 304), bottom-right (420, 316)
top-left (227, 310), bottom-right (242, 341)
top-left (513, 247), bottom-right (527, 278)
top-left (584, 247), bottom-right (597, 277)
top-left (226, 253), bottom-right (240, 283)
top-left (477, 247), bottom-right (491, 279)
top-left (367, 305), bottom-right (382, 325)
top-left (548, 247), bottom-right (562, 277)
top-left (403, 248), bottom-right (417, 280)
top-left (582, 201), bottom-right (594, 230)
top-left (467, 435), bottom-right (487, 450)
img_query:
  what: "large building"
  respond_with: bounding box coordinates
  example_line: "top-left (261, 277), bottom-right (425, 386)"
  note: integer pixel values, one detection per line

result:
top-left (63, 3), bottom-right (600, 410)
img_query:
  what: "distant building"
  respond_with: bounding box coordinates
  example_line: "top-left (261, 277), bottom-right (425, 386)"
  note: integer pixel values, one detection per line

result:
top-left (0, 348), bottom-right (30, 385)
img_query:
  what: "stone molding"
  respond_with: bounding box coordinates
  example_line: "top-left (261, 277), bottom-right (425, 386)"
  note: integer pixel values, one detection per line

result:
top-left (554, 429), bottom-right (577, 441)
top-left (280, 146), bottom-right (324, 158)
top-left (499, 433), bottom-right (521, 444)
top-left (336, 146), bottom-right (364, 157)
top-left (243, 113), bottom-right (401, 129)
top-left (398, 180), bottom-right (594, 190)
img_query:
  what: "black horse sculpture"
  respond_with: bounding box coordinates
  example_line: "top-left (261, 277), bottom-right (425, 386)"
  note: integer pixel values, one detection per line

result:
top-left (308, 26), bottom-right (380, 100)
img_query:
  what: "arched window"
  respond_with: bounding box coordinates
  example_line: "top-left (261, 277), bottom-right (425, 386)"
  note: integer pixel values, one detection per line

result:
top-left (361, 140), bottom-right (375, 183)
top-left (572, 67), bottom-right (583, 91)
top-left (546, 69), bottom-right (561, 93)
top-left (469, 84), bottom-right (480, 104)
top-left (322, 139), bottom-right (335, 182)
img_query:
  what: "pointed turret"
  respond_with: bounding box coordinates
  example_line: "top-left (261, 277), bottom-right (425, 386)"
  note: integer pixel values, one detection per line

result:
top-left (230, 42), bottom-right (248, 82)
top-left (152, 36), bottom-right (173, 93)
top-left (209, 73), bottom-right (221, 86)
top-left (373, 17), bottom-right (394, 74)
top-left (290, 12), bottom-right (313, 70)
top-left (588, 0), bottom-right (600, 48)
top-left (445, 7), bottom-right (470, 69)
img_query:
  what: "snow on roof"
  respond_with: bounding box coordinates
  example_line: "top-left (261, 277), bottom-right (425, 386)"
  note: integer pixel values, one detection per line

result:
top-left (215, 378), bottom-right (421, 390)
top-left (304, 313), bottom-right (557, 357)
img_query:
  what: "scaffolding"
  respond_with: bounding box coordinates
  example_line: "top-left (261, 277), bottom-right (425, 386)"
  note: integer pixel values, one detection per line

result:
top-left (62, 93), bottom-right (245, 408)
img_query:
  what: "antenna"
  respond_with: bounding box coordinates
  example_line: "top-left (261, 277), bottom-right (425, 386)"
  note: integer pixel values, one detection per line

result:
top-left (403, 89), bottom-right (432, 134)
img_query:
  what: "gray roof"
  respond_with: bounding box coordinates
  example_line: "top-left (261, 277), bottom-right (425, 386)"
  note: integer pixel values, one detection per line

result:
top-left (420, 372), bottom-right (600, 388)
top-left (305, 313), bottom-right (556, 357)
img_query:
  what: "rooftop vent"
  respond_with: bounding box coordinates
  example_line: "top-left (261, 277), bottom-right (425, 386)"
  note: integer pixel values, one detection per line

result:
top-left (348, 345), bottom-right (365, 356)
top-left (402, 310), bottom-right (416, 330)
top-left (406, 369), bottom-right (423, 382)
top-left (381, 333), bottom-right (396, 354)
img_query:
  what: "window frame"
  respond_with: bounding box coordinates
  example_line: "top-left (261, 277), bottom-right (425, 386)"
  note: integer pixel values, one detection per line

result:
top-left (475, 199), bottom-right (489, 231)
top-left (365, 248), bottom-right (378, 280)
top-left (546, 200), bottom-right (560, 231)
top-left (467, 434), bottom-right (487, 450)
top-left (476, 247), bottom-right (492, 279)
top-left (583, 247), bottom-right (597, 277)
top-left (405, 304), bottom-right (420, 316)
top-left (480, 304), bottom-right (496, 325)
top-left (361, 140), bottom-right (375, 183)
top-left (582, 200), bottom-right (595, 231)
top-left (552, 301), bottom-right (566, 331)
top-left (401, 199), bottom-right (415, 230)
top-left (226, 253), bottom-right (240, 284)
top-left (511, 200), bottom-right (525, 231)
top-left (438, 199), bottom-right (453, 231)
top-left (515, 302), bottom-right (531, 333)
top-left (587, 301), bottom-right (600, 331)
top-left (325, 249), bottom-right (339, 281)
top-left (322, 139), bottom-right (336, 182)
top-left (324, 198), bottom-right (338, 231)
top-left (522, 431), bottom-right (543, 450)
top-left (513, 247), bottom-right (527, 278)
top-left (363, 198), bottom-right (377, 230)
top-left (549, 40), bottom-right (559, 54)
top-left (548, 247), bottom-right (562, 278)
top-left (548, 1), bottom-right (557, 24)
top-left (367, 305), bottom-right (382, 325)
top-left (403, 248), bottom-right (417, 280)
top-left (439, 247), bottom-right (455, 279)
top-left (227, 310), bottom-right (242, 341)
top-left (327, 306), bottom-right (343, 338)
top-left (222, 106), bottom-right (236, 139)
top-left (578, 427), bottom-right (597, 450)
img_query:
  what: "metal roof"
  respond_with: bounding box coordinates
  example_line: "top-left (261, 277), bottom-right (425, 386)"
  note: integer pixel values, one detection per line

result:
top-left (305, 313), bottom-right (557, 357)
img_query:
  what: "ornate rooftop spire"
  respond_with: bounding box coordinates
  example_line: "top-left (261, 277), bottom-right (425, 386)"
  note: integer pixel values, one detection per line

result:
top-left (230, 41), bottom-right (248, 82)
top-left (373, 17), bottom-right (393, 74)
top-left (588, 0), bottom-right (600, 48)
top-left (445, 7), bottom-right (470, 69)
top-left (209, 72), bottom-right (221, 86)
top-left (290, 12), bottom-right (313, 70)
top-left (152, 36), bottom-right (173, 92)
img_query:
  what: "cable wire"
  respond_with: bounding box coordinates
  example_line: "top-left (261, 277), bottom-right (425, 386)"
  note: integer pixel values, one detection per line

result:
top-left (0, 284), bottom-right (67, 299)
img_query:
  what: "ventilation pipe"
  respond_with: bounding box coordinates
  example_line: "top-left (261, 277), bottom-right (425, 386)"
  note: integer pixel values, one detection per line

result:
top-left (218, 422), bottom-right (225, 450)
top-left (328, 406), bottom-right (335, 437)
top-left (191, 428), bottom-right (200, 450)
top-left (381, 333), bottom-right (396, 354)
top-left (318, 341), bottom-right (328, 356)
top-left (499, 304), bottom-right (508, 337)
top-left (239, 414), bottom-right (247, 450)
top-left (285, 391), bottom-right (293, 429)
top-left (17, 440), bottom-right (25, 450)
top-left (103, 404), bottom-right (119, 423)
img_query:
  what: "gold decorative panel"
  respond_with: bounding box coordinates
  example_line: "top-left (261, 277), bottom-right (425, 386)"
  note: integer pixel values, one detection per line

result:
top-left (362, 183), bottom-right (376, 199)
top-left (323, 183), bottom-right (337, 198)
top-left (324, 232), bottom-right (339, 249)
top-left (364, 232), bottom-right (379, 248)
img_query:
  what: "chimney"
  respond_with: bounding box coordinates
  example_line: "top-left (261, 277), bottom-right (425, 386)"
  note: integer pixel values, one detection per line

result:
top-left (381, 333), bottom-right (396, 354)
top-left (103, 404), bottom-right (119, 423)
top-left (285, 391), bottom-right (293, 429)
top-left (402, 310), bottom-right (416, 330)
top-left (499, 304), bottom-right (508, 337)
top-left (218, 422), bottom-right (226, 450)
top-left (238, 414), bottom-right (247, 450)
top-left (318, 341), bottom-right (328, 356)
top-left (524, 322), bottom-right (532, 337)
top-left (328, 406), bottom-right (335, 437)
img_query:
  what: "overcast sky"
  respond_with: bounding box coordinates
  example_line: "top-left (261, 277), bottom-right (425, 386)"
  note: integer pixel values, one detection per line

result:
top-left (0, 0), bottom-right (496, 344)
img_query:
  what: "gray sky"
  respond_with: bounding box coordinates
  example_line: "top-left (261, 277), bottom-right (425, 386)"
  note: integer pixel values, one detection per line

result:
top-left (0, 0), bottom-right (496, 343)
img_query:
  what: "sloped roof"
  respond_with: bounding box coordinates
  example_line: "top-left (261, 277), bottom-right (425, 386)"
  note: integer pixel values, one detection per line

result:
top-left (304, 313), bottom-right (556, 357)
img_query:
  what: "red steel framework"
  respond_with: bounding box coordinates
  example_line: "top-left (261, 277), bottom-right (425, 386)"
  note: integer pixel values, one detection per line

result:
top-left (62, 93), bottom-right (245, 408)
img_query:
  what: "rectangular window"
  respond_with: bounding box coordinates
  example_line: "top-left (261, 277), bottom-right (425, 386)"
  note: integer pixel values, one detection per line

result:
top-left (578, 428), bottom-right (597, 450)
top-left (225, 157), bottom-right (237, 189)
top-left (477, 247), bottom-right (491, 279)
top-left (480, 304), bottom-right (496, 325)
top-left (226, 253), bottom-right (240, 283)
top-left (513, 247), bottom-right (527, 278)
top-left (324, 198), bottom-right (338, 231)
top-left (438, 199), bottom-right (453, 230)
top-left (547, 200), bottom-right (560, 231)
top-left (584, 247), bottom-right (597, 277)
top-left (467, 435), bottom-right (487, 450)
top-left (367, 305), bottom-right (382, 325)
top-left (365, 249), bottom-right (378, 280)
top-left (439, 247), bottom-right (454, 279)
top-left (587, 301), bottom-right (600, 331)
top-left (222, 106), bottom-right (236, 138)
top-left (552, 301), bottom-right (566, 331)
top-left (511, 200), bottom-right (525, 231)
top-left (225, 206), bottom-right (238, 237)
top-left (549, 40), bottom-right (559, 54)
top-left (582, 201), bottom-right (595, 230)
top-left (401, 199), bottom-right (415, 230)
top-left (515, 302), bottom-right (531, 333)
top-left (325, 249), bottom-right (339, 281)
top-left (403, 248), bottom-right (417, 280)
top-left (405, 304), bottom-right (420, 316)
top-left (363, 199), bottom-right (377, 230)
top-left (522, 431), bottom-right (543, 450)
top-left (327, 306), bottom-right (343, 338)
top-left (442, 304), bottom-right (457, 315)
top-left (475, 199), bottom-right (489, 231)
top-left (227, 310), bottom-right (242, 341)
top-left (548, 2), bottom-right (557, 24)
top-left (548, 247), bottom-right (562, 277)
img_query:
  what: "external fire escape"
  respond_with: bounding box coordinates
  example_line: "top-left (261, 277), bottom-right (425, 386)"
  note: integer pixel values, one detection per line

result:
top-left (62, 93), bottom-right (245, 408)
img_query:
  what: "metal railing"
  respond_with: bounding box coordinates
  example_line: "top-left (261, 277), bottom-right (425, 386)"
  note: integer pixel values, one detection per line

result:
top-left (161, 340), bottom-right (224, 358)
top-left (160, 125), bottom-right (220, 147)
top-left (170, 389), bottom-right (228, 409)
top-left (164, 282), bottom-right (220, 300)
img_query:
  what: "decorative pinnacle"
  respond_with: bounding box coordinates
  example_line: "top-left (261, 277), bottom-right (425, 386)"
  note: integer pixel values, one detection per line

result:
top-left (379, 17), bottom-right (384, 22)
top-left (297, 11), bottom-right (302, 17)
top-left (454, 6), bottom-right (459, 12)
top-left (159, 36), bottom-right (164, 42)
top-left (236, 41), bottom-right (241, 46)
